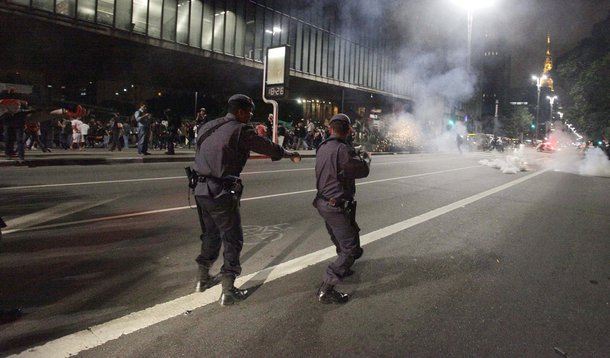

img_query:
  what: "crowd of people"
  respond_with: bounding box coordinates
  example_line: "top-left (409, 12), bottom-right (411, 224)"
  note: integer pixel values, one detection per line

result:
top-left (1, 105), bottom-right (204, 158)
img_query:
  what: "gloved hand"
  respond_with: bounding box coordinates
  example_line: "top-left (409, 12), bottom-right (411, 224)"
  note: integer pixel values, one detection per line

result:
top-left (361, 151), bottom-right (371, 163)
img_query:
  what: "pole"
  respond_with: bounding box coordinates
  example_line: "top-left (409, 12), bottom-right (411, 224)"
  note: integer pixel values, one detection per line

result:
top-left (467, 8), bottom-right (473, 72)
top-left (262, 55), bottom-right (279, 144)
top-left (535, 81), bottom-right (541, 140)
top-left (194, 91), bottom-right (198, 117)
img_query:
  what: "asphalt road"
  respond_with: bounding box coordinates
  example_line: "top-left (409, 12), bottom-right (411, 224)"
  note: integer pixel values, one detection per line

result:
top-left (0, 150), bottom-right (608, 357)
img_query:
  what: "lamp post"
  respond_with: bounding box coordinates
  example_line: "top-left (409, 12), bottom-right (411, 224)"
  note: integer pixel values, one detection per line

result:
top-left (454, 0), bottom-right (493, 72)
top-left (547, 95), bottom-right (557, 121)
top-left (546, 95), bottom-right (557, 138)
top-left (532, 75), bottom-right (546, 140)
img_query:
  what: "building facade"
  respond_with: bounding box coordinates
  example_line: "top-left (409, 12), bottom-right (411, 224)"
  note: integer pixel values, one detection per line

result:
top-left (0, 0), bottom-right (414, 122)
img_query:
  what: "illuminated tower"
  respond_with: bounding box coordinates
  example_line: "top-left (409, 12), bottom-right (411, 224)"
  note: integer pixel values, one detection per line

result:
top-left (541, 33), bottom-right (554, 91)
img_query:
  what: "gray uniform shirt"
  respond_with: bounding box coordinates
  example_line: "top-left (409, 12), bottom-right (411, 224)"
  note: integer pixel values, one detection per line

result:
top-left (315, 136), bottom-right (370, 201)
top-left (193, 113), bottom-right (286, 197)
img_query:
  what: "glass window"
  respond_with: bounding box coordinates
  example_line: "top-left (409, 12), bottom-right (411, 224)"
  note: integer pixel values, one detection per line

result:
top-left (8, 0), bottom-right (30, 6)
top-left (287, 18), bottom-right (297, 69)
top-left (262, 9), bottom-right (273, 52)
top-left (254, 5), bottom-right (264, 61)
top-left (56, 0), bottom-right (76, 17)
top-left (350, 42), bottom-right (356, 84)
top-left (148, 0), bottom-right (162, 38)
top-left (234, 0), bottom-right (245, 56)
top-left (177, 0), bottom-right (190, 44)
top-left (97, 0), bottom-right (114, 26)
top-left (316, 29), bottom-right (323, 76)
top-left (327, 34), bottom-right (335, 78)
top-left (308, 27), bottom-right (317, 75)
top-left (335, 38), bottom-right (341, 81)
top-left (163, 0), bottom-right (177, 41)
top-left (32, 0), bottom-right (53, 12)
top-left (295, 22), bottom-right (303, 71)
top-left (77, 0), bottom-right (96, 22)
top-left (213, 0), bottom-right (226, 52)
top-left (115, 0), bottom-right (132, 31)
top-left (224, 0), bottom-right (236, 54)
top-left (202, 0), bottom-right (214, 50)
top-left (244, 1), bottom-right (256, 58)
top-left (364, 45), bottom-right (370, 87)
top-left (344, 40), bottom-right (350, 82)
top-left (132, 0), bottom-right (148, 34)
top-left (302, 26), bottom-right (310, 73)
top-left (190, 0), bottom-right (203, 47)
top-left (280, 15), bottom-right (289, 46)
top-left (321, 32), bottom-right (328, 78)
top-left (358, 45), bottom-right (365, 85)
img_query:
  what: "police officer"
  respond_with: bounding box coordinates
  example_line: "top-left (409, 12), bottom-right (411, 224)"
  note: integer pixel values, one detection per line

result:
top-left (314, 113), bottom-right (371, 304)
top-left (192, 94), bottom-right (301, 306)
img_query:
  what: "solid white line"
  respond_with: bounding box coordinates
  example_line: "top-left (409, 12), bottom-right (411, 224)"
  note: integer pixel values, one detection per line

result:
top-left (3, 166), bottom-right (479, 235)
top-left (11, 168), bottom-right (549, 358)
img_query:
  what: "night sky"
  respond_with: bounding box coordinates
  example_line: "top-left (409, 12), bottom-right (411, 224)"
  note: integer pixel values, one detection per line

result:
top-left (336, 0), bottom-right (610, 88)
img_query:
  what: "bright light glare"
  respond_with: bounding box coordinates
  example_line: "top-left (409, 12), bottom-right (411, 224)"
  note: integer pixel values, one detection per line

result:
top-left (453, 0), bottom-right (494, 10)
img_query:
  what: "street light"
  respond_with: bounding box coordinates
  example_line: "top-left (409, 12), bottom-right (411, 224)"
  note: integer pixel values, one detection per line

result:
top-left (453, 0), bottom-right (494, 72)
top-left (532, 74), bottom-right (547, 140)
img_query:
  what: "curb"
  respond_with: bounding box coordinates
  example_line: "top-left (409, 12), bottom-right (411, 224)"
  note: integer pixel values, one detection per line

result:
top-left (0, 153), bottom-right (321, 168)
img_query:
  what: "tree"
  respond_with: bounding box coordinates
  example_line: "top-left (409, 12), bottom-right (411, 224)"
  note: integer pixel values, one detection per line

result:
top-left (556, 14), bottom-right (610, 140)
top-left (500, 105), bottom-right (534, 139)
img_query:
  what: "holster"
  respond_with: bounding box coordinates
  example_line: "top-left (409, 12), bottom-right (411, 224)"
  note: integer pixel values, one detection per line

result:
top-left (344, 201), bottom-right (360, 231)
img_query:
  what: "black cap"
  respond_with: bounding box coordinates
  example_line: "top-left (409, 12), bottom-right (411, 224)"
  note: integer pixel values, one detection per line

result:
top-left (329, 113), bottom-right (351, 125)
top-left (228, 94), bottom-right (255, 111)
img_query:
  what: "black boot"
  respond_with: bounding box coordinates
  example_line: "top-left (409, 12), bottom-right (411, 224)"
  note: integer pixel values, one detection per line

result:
top-left (195, 265), bottom-right (220, 292)
top-left (352, 247), bottom-right (363, 260)
top-left (219, 274), bottom-right (248, 306)
top-left (317, 282), bottom-right (349, 304)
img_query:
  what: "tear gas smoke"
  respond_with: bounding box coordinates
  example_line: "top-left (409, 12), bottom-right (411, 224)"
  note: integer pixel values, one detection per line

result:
top-left (479, 145), bottom-right (530, 174)
top-left (539, 128), bottom-right (610, 177)
top-left (478, 126), bottom-right (610, 177)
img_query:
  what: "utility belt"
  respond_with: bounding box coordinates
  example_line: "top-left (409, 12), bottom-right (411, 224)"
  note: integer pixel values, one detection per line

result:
top-left (316, 194), bottom-right (359, 230)
top-left (316, 194), bottom-right (353, 208)
top-left (198, 175), bottom-right (243, 195)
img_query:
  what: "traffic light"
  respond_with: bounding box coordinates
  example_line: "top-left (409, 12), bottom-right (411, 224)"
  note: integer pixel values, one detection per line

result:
top-left (531, 124), bottom-right (536, 129)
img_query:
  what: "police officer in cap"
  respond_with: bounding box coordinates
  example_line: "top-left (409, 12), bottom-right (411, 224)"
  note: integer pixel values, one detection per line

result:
top-left (314, 113), bottom-right (371, 304)
top-left (192, 94), bottom-right (301, 306)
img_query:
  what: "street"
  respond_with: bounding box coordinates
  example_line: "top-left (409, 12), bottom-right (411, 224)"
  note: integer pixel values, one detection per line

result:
top-left (0, 150), bottom-right (609, 357)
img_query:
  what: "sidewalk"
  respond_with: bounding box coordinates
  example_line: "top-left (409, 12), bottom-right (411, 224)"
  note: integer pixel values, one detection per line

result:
top-left (0, 146), bottom-right (318, 167)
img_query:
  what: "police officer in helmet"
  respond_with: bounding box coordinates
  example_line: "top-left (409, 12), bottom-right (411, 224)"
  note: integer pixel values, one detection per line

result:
top-left (314, 113), bottom-right (371, 304)
top-left (192, 94), bottom-right (301, 306)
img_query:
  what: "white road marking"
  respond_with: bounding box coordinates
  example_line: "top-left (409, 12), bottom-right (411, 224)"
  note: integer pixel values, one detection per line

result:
top-left (3, 166), bottom-right (479, 235)
top-left (3, 198), bottom-right (118, 234)
top-left (11, 168), bottom-right (549, 358)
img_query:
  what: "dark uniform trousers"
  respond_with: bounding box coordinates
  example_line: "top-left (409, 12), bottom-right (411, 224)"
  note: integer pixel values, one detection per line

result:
top-left (316, 198), bottom-right (361, 285)
top-left (195, 194), bottom-right (243, 277)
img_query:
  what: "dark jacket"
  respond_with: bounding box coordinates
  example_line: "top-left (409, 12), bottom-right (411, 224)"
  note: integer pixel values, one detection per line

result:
top-left (315, 136), bottom-right (369, 201)
top-left (193, 113), bottom-right (286, 197)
